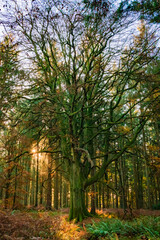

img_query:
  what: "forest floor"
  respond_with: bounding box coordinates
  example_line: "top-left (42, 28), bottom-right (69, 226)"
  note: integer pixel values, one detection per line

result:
top-left (0, 208), bottom-right (160, 240)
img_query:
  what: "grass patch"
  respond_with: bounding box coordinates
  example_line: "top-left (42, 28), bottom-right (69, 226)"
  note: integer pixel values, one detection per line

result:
top-left (86, 216), bottom-right (160, 239)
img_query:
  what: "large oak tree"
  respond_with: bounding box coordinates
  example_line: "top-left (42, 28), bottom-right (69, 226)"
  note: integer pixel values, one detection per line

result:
top-left (1, 0), bottom-right (159, 221)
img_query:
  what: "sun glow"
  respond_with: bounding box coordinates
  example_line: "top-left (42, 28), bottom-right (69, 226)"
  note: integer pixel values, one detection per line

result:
top-left (32, 148), bottom-right (36, 154)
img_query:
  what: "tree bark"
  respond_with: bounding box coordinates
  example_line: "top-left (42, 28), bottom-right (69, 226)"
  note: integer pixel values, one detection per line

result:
top-left (59, 173), bottom-right (62, 208)
top-left (69, 159), bottom-right (90, 222)
top-left (102, 181), bottom-right (105, 209)
top-left (115, 161), bottom-right (118, 208)
top-left (12, 166), bottom-right (18, 209)
top-left (5, 168), bottom-right (11, 209)
top-left (54, 159), bottom-right (59, 210)
top-left (46, 153), bottom-right (52, 210)
top-left (35, 142), bottom-right (39, 207)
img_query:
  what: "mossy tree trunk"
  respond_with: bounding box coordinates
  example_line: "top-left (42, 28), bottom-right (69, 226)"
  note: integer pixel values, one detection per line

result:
top-left (69, 164), bottom-right (90, 222)
top-left (69, 151), bottom-right (90, 222)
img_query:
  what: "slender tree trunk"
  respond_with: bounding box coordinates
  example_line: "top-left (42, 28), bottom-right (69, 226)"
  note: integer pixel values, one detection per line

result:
top-left (133, 158), bottom-right (139, 208)
top-left (40, 179), bottom-right (43, 205)
top-left (60, 173), bottom-right (62, 208)
top-left (24, 160), bottom-right (30, 206)
top-left (98, 182), bottom-right (102, 210)
top-left (119, 155), bottom-right (127, 209)
top-left (46, 153), bottom-right (52, 209)
top-left (142, 128), bottom-right (151, 208)
top-left (63, 181), bottom-right (67, 208)
top-left (115, 161), bottom-right (118, 208)
top-left (154, 120), bottom-right (160, 202)
top-left (95, 184), bottom-right (99, 209)
top-left (35, 142), bottom-right (39, 207)
top-left (105, 172), bottom-right (110, 208)
top-left (102, 182), bottom-right (105, 209)
top-left (54, 159), bottom-right (59, 210)
top-left (5, 168), bottom-right (11, 209)
top-left (138, 155), bottom-right (143, 208)
top-left (90, 178), bottom-right (96, 214)
top-left (12, 165), bottom-right (18, 209)
top-left (31, 166), bottom-right (35, 206)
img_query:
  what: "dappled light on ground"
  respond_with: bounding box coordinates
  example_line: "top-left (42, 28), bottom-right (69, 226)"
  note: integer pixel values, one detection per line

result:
top-left (51, 215), bottom-right (87, 240)
top-left (1, 209), bottom-right (160, 239)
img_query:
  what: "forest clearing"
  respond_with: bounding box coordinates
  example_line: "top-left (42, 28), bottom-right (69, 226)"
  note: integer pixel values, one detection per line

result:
top-left (0, 0), bottom-right (160, 239)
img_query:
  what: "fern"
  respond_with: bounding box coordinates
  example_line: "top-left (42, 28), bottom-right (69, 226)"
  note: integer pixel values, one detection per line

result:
top-left (86, 216), bottom-right (160, 239)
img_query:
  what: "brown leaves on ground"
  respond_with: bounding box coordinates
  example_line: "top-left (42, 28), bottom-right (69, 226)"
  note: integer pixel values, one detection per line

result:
top-left (0, 210), bottom-right (88, 240)
top-left (0, 210), bottom-right (55, 240)
top-left (0, 208), bottom-right (160, 240)
top-left (52, 215), bottom-right (87, 240)
top-left (102, 208), bottom-right (160, 219)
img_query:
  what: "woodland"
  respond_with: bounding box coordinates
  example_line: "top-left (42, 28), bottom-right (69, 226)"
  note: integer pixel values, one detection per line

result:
top-left (0, 0), bottom-right (160, 239)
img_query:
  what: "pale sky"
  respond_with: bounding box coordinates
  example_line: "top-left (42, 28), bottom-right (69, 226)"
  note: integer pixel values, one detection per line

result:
top-left (0, 0), bottom-right (32, 39)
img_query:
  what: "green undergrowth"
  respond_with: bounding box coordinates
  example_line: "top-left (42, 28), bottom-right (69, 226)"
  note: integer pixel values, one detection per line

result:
top-left (9, 209), bottom-right (59, 221)
top-left (86, 216), bottom-right (160, 239)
